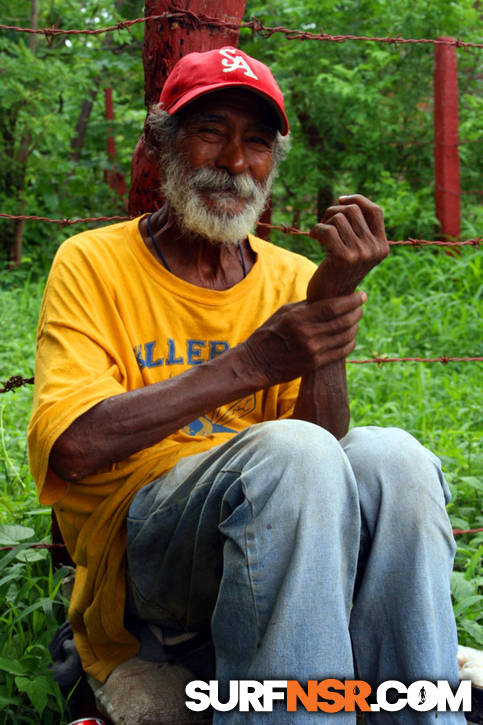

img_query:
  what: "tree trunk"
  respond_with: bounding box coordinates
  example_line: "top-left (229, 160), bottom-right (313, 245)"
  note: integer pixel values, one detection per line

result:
top-left (129, 0), bottom-right (247, 216)
top-left (71, 82), bottom-right (101, 161)
top-left (29, 0), bottom-right (38, 52)
top-left (8, 0), bottom-right (37, 267)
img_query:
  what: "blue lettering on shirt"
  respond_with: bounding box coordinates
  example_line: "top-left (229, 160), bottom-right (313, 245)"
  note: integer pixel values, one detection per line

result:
top-left (144, 341), bottom-right (163, 368)
top-left (166, 338), bottom-right (183, 365)
top-left (187, 339), bottom-right (206, 365)
top-left (133, 338), bottom-right (230, 370)
top-left (134, 344), bottom-right (146, 369)
top-left (209, 341), bottom-right (229, 359)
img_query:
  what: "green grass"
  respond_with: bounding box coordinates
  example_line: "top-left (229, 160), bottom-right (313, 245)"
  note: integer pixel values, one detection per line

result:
top-left (0, 242), bottom-right (482, 722)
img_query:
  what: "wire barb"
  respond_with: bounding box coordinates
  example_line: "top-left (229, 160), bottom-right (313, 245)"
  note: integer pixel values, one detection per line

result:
top-left (2, 358), bottom-right (482, 395)
top-left (0, 213), bottom-right (480, 248)
top-left (0, 11), bottom-right (482, 48)
top-left (0, 375), bottom-right (35, 394)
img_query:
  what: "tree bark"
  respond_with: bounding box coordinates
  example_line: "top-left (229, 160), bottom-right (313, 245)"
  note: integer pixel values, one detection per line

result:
top-left (8, 0), bottom-right (37, 267)
top-left (29, 0), bottom-right (38, 52)
top-left (129, 0), bottom-right (247, 216)
top-left (70, 82), bottom-right (101, 161)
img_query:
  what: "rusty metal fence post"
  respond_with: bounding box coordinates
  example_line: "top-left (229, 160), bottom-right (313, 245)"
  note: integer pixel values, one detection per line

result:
top-left (434, 37), bottom-right (461, 240)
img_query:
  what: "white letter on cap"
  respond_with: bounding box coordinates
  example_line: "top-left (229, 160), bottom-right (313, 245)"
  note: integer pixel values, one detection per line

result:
top-left (219, 48), bottom-right (258, 80)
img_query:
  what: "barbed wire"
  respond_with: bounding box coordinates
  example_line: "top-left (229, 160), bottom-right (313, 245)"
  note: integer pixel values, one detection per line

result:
top-left (0, 543), bottom-right (65, 552)
top-left (349, 356), bottom-right (483, 364)
top-left (0, 213), bottom-right (480, 248)
top-left (2, 356), bottom-right (482, 395)
top-left (435, 185), bottom-right (483, 197)
top-left (1, 10), bottom-right (482, 49)
top-left (0, 376), bottom-right (34, 394)
top-left (452, 528), bottom-right (483, 536)
top-left (257, 221), bottom-right (481, 247)
top-left (0, 213), bottom-right (128, 226)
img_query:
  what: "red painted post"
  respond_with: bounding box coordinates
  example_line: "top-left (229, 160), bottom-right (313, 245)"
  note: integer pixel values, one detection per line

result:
top-left (434, 37), bottom-right (461, 240)
top-left (129, 0), bottom-right (247, 216)
top-left (105, 87), bottom-right (116, 158)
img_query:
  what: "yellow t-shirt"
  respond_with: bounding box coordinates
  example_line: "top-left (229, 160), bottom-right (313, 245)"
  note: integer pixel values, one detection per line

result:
top-left (28, 216), bottom-right (316, 682)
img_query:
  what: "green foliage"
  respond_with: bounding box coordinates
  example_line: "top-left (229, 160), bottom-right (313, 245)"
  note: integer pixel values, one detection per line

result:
top-left (241, 0), bottom-right (482, 241)
top-left (0, 0), bottom-right (145, 264)
top-left (0, 542), bottom-right (71, 723)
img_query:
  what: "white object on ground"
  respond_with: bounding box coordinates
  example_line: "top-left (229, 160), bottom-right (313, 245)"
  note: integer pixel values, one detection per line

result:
top-left (458, 645), bottom-right (483, 687)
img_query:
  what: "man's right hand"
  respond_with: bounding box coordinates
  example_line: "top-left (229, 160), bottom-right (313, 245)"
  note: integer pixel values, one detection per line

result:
top-left (51, 290), bottom-right (366, 482)
top-left (241, 290), bottom-right (366, 388)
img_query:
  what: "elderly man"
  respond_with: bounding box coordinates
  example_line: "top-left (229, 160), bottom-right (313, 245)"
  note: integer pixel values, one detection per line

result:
top-left (29, 47), bottom-right (462, 723)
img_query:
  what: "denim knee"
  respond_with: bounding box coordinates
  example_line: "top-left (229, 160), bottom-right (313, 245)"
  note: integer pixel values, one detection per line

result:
top-left (229, 419), bottom-right (360, 531)
top-left (343, 426), bottom-right (453, 534)
top-left (240, 419), bottom-right (352, 494)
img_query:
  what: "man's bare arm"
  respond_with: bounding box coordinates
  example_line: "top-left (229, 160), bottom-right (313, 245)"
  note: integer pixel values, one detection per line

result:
top-left (293, 195), bottom-right (389, 437)
top-left (50, 291), bottom-right (365, 482)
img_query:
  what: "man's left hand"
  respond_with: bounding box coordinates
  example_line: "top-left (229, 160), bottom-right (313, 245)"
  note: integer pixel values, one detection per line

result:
top-left (307, 194), bottom-right (389, 301)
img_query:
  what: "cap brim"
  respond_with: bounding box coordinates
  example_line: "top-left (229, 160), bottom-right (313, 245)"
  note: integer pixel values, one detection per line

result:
top-left (165, 82), bottom-right (289, 136)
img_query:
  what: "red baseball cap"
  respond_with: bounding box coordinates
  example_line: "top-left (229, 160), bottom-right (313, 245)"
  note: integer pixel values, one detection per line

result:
top-left (159, 47), bottom-right (289, 135)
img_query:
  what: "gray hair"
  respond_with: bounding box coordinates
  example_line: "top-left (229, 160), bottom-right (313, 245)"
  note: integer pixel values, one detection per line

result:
top-left (146, 105), bottom-right (291, 167)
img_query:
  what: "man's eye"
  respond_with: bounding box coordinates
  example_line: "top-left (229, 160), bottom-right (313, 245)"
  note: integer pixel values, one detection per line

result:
top-left (198, 127), bottom-right (221, 135)
top-left (249, 136), bottom-right (272, 148)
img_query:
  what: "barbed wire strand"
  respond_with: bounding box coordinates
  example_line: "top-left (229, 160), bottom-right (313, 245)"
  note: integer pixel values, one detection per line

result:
top-left (2, 357), bottom-right (482, 395)
top-left (0, 10), bottom-right (482, 48)
top-left (0, 213), bottom-right (480, 248)
top-left (0, 376), bottom-right (35, 393)
top-left (349, 356), bottom-right (483, 364)
top-left (0, 213), bottom-right (128, 225)
top-left (452, 528), bottom-right (483, 535)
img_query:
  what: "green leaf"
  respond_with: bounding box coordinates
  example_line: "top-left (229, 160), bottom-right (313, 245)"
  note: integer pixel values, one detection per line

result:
top-left (15, 548), bottom-right (49, 563)
top-left (464, 545), bottom-right (483, 581)
top-left (14, 675), bottom-right (49, 715)
top-left (460, 619), bottom-right (483, 647)
top-left (459, 476), bottom-right (483, 494)
top-left (451, 571), bottom-right (475, 601)
top-left (0, 525), bottom-right (34, 545)
top-left (453, 595), bottom-right (483, 618)
top-left (0, 656), bottom-right (28, 676)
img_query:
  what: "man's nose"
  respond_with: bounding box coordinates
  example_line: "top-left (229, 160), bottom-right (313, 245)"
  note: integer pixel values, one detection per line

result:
top-left (215, 137), bottom-right (248, 175)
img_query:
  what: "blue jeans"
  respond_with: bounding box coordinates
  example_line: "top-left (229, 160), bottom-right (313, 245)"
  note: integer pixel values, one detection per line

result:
top-left (126, 421), bottom-right (463, 723)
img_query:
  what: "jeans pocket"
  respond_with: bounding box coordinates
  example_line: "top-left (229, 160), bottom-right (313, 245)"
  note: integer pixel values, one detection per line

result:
top-left (126, 500), bottom-right (185, 608)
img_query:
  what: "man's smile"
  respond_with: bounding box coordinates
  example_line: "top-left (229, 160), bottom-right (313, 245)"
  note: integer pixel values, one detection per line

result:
top-left (199, 188), bottom-right (249, 215)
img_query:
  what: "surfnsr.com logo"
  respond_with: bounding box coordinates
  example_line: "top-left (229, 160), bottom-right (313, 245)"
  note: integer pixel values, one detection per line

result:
top-left (185, 679), bottom-right (472, 713)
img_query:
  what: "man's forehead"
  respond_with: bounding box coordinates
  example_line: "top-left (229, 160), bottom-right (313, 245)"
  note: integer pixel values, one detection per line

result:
top-left (178, 88), bottom-right (280, 133)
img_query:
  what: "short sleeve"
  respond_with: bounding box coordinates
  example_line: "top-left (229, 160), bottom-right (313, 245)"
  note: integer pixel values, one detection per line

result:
top-left (27, 237), bottom-right (126, 503)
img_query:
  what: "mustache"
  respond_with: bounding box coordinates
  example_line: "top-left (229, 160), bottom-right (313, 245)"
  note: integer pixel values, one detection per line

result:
top-left (187, 167), bottom-right (264, 200)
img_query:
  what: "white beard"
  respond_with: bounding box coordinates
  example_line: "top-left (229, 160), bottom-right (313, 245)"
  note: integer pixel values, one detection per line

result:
top-left (161, 153), bottom-right (274, 246)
